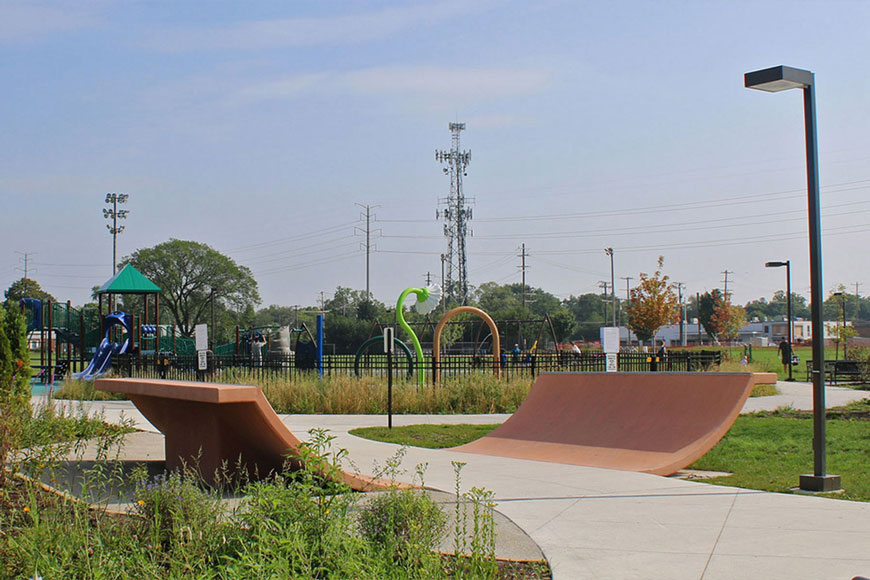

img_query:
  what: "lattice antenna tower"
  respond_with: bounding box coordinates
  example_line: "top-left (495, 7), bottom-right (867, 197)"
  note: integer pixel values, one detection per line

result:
top-left (435, 122), bottom-right (473, 305)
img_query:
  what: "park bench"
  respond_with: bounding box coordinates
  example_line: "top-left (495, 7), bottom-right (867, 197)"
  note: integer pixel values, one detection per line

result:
top-left (805, 359), bottom-right (867, 384)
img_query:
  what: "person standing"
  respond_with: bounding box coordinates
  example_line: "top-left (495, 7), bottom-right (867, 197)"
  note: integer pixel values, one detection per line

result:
top-left (777, 338), bottom-right (793, 373)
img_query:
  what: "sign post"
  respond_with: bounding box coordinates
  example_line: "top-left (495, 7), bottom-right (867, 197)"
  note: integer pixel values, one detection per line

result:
top-left (195, 324), bottom-right (209, 375)
top-left (601, 327), bottom-right (620, 373)
top-left (384, 327), bottom-right (394, 429)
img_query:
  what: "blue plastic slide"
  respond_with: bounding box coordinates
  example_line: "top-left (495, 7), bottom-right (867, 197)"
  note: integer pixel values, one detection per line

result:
top-left (73, 312), bottom-right (132, 381)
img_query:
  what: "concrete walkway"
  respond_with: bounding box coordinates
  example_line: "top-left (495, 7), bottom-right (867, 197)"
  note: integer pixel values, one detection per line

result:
top-left (35, 382), bottom-right (870, 580)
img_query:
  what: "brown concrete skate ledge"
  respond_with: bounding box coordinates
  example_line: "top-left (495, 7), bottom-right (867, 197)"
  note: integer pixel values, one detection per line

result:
top-left (94, 378), bottom-right (385, 490)
top-left (454, 372), bottom-right (773, 475)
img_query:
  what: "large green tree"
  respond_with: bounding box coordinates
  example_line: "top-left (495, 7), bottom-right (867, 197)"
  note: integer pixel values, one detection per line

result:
top-left (121, 239), bottom-right (260, 337)
top-left (4, 277), bottom-right (55, 305)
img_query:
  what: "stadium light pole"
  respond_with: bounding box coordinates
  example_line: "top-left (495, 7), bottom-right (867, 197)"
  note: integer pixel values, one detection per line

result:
top-left (746, 65), bottom-right (840, 492)
top-left (765, 260), bottom-right (794, 381)
top-left (104, 193), bottom-right (129, 276)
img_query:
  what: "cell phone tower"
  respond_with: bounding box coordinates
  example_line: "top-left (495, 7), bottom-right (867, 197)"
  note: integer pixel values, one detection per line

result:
top-left (435, 122), bottom-right (473, 305)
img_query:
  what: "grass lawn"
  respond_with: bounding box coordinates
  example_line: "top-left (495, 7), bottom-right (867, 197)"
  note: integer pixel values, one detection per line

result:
top-left (351, 400), bottom-right (870, 502)
top-left (350, 423), bottom-right (500, 449)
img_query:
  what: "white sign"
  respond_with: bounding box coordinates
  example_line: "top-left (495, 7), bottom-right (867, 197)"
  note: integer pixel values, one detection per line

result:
top-left (600, 327), bottom-right (620, 354)
top-left (605, 353), bottom-right (618, 373)
top-left (197, 350), bottom-right (208, 371)
top-left (195, 324), bottom-right (208, 351)
top-left (383, 327), bottom-right (395, 354)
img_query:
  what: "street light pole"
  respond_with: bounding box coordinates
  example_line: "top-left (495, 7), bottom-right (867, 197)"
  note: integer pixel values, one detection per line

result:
top-left (766, 260), bottom-right (793, 381)
top-left (746, 65), bottom-right (840, 492)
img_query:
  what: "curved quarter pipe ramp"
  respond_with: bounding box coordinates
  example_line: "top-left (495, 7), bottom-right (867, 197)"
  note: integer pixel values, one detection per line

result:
top-left (454, 372), bottom-right (772, 476)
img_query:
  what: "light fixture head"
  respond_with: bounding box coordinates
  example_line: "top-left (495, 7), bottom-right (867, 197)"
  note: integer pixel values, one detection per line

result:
top-left (765, 261), bottom-right (787, 268)
top-left (118, 193), bottom-right (129, 203)
top-left (745, 65), bottom-right (813, 92)
top-left (105, 193), bottom-right (113, 203)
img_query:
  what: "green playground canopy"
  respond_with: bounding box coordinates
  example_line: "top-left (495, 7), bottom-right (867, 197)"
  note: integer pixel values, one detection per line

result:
top-left (96, 264), bottom-right (161, 295)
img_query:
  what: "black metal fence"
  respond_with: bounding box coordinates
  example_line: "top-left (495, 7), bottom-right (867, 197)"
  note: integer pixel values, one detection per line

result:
top-left (112, 350), bottom-right (722, 384)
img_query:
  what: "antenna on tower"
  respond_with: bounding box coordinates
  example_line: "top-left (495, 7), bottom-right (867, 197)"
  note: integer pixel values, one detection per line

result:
top-left (436, 122), bottom-right (474, 305)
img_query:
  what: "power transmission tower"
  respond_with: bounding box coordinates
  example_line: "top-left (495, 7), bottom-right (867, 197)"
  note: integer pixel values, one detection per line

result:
top-left (436, 122), bottom-right (473, 305)
top-left (15, 251), bottom-right (35, 278)
top-left (355, 204), bottom-right (380, 303)
top-left (721, 270), bottom-right (733, 302)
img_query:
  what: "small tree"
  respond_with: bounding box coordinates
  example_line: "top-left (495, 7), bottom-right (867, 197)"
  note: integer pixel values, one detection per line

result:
top-left (711, 302), bottom-right (746, 343)
top-left (625, 257), bottom-right (679, 343)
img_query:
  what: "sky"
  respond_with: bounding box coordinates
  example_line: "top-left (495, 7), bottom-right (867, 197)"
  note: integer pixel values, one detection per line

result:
top-left (2, 1), bottom-right (870, 312)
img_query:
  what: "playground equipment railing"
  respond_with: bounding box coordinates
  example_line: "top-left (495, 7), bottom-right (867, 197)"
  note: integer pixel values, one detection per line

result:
top-left (109, 350), bottom-right (722, 384)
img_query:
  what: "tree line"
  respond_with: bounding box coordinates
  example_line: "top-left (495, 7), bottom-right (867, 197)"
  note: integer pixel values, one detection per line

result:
top-left (5, 240), bottom-right (866, 351)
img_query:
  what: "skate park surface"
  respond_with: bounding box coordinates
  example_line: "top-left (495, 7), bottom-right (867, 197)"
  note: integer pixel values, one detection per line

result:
top-left (41, 378), bottom-right (870, 580)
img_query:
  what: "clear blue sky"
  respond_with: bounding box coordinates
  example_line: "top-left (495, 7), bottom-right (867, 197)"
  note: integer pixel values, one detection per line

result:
top-left (2, 1), bottom-right (870, 310)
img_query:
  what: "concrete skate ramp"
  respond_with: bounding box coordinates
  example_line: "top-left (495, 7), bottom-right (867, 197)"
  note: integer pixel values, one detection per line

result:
top-left (454, 372), bottom-right (773, 476)
top-left (95, 378), bottom-right (383, 491)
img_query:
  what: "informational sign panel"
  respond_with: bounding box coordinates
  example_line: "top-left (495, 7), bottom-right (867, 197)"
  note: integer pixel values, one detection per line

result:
top-left (605, 353), bottom-right (618, 373)
top-left (195, 324), bottom-right (208, 352)
top-left (600, 327), bottom-right (620, 354)
top-left (197, 350), bottom-right (208, 371)
top-left (383, 327), bottom-right (395, 354)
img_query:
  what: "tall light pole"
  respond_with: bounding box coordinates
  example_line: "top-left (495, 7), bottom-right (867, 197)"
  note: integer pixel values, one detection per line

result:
top-left (604, 248), bottom-right (616, 327)
top-left (746, 65), bottom-right (840, 492)
top-left (832, 291), bottom-right (847, 359)
top-left (766, 260), bottom-right (793, 381)
top-left (104, 193), bottom-right (129, 276)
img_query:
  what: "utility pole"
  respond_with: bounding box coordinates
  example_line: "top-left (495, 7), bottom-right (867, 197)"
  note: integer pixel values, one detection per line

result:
top-left (425, 272), bottom-right (432, 286)
top-left (621, 277), bottom-right (633, 302)
top-left (675, 282), bottom-right (686, 346)
top-left (319, 292), bottom-right (326, 311)
top-left (519, 244), bottom-right (528, 310)
top-left (722, 270), bottom-right (733, 302)
top-left (697, 292), bottom-right (702, 345)
top-left (599, 281), bottom-right (610, 324)
top-left (14, 251), bottom-right (35, 278)
top-left (440, 254), bottom-right (446, 308)
top-left (436, 122), bottom-right (473, 305)
top-left (604, 248), bottom-right (616, 327)
top-left (355, 203), bottom-right (380, 303)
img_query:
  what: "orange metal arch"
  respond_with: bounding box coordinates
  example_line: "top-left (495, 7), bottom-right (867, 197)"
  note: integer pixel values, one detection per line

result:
top-left (433, 306), bottom-right (500, 384)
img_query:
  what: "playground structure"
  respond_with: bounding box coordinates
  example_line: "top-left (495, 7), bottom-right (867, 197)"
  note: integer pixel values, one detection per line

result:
top-left (95, 372), bottom-right (775, 487)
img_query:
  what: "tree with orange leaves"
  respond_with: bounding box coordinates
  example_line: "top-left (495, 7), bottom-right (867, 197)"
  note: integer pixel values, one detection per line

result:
top-left (625, 256), bottom-right (680, 343)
